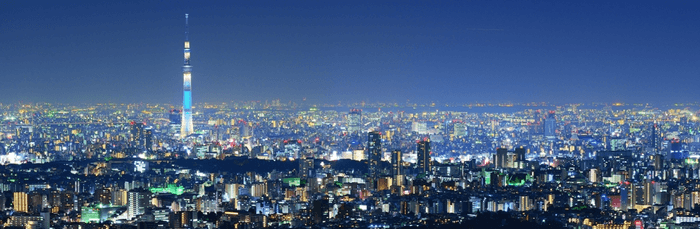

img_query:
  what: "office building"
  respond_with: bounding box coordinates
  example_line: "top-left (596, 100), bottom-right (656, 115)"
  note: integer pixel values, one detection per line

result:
top-left (300, 157), bottom-right (314, 179)
top-left (13, 192), bottom-right (28, 213)
top-left (130, 122), bottom-right (145, 148)
top-left (544, 111), bottom-right (556, 140)
top-left (128, 188), bottom-right (150, 219)
top-left (494, 148), bottom-right (508, 169)
top-left (368, 131), bottom-right (382, 180)
top-left (392, 150), bottom-right (403, 186)
top-left (348, 109), bottom-right (362, 134)
top-left (416, 140), bottom-right (431, 175)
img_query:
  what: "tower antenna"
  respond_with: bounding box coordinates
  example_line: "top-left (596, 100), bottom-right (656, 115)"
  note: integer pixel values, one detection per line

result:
top-left (185, 14), bottom-right (189, 41)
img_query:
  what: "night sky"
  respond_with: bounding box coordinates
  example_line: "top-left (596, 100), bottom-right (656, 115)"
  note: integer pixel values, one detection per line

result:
top-left (2, 1), bottom-right (699, 105)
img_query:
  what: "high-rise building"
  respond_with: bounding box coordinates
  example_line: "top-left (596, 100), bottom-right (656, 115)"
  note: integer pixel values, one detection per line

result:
top-left (61, 191), bottom-right (75, 212)
top-left (514, 147), bottom-right (526, 168)
top-left (494, 148), bottom-right (508, 169)
top-left (453, 122), bottom-right (466, 137)
top-left (644, 181), bottom-right (655, 205)
top-left (13, 192), bottom-right (28, 213)
top-left (169, 211), bottom-right (193, 228)
top-left (169, 109), bottom-right (182, 135)
top-left (416, 140), bottom-right (431, 175)
top-left (299, 158), bottom-right (314, 179)
top-left (392, 150), bottom-right (403, 177)
top-left (651, 123), bottom-right (657, 152)
top-left (28, 192), bottom-right (47, 213)
top-left (368, 131), bottom-right (382, 180)
top-left (112, 189), bottom-right (128, 206)
top-left (181, 14), bottom-right (194, 138)
top-left (144, 128), bottom-right (153, 152)
top-left (392, 150), bottom-right (403, 186)
top-left (96, 188), bottom-right (111, 205)
top-left (49, 190), bottom-right (60, 211)
top-left (347, 109), bottom-right (362, 134)
top-left (654, 154), bottom-right (664, 170)
top-left (544, 111), bottom-right (556, 140)
top-left (238, 121), bottom-right (252, 138)
top-left (130, 122), bottom-right (145, 148)
top-left (169, 109), bottom-right (182, 124)
top-left (412, 122), bottom-right (428, 134)
top-left (127, 188), bottom-right (149, 219)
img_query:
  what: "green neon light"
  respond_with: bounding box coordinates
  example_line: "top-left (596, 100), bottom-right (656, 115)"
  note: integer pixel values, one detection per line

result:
top-left (149, 184), bottom-right (184, 195)
top-left (81, 207), bottom-right (100, 223)
top-left (283, 178), bottom-right (301, 187)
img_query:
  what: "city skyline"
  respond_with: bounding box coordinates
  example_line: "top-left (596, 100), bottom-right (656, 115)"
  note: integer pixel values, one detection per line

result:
top-left (2, 1), bottom-right (700, 105)
top-left (3, 2), bottom-right (700, 227)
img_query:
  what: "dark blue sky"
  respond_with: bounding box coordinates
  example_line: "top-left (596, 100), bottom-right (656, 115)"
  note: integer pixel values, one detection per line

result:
top-left (2, 1), bottom-right (699, 105)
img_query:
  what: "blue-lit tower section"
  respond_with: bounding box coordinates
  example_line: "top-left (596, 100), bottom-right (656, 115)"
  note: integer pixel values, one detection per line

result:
top-left (181, 14), bottom-right (194, 138)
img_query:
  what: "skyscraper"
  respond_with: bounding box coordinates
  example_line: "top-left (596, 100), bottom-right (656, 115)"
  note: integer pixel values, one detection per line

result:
top-left (144, 127), bottom-right (153, 151)
top-left (416, 140), bottom-right (431, 175)
top-left (169, 109), bottom-right (182, 135)
top-left (544, 111), bottom-right (556, 140)
top-left (300, 157), bottom-right (314, 179)
top-left (494, 148), bottom-right (508, 169)
top-left (348, 109), bottom-right (362, 134)
top-left (130, 122), bottom-right (145, 148)
top-left (392, 150), bottom-right (402, 177)
top-left (368, 131), bottom-right (382, 180)
top-left (392, 150), bottom-right (403, 186)
top-left (651, 123), bottom-right (657, 152)
top-left (181, 14), bottom-right (194, 138)
top-left (13, 192), bottom-right (28, 213)
top-left (127, 188), bottom-right (149, 219)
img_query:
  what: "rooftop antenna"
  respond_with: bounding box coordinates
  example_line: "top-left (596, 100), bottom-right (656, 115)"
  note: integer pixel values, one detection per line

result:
top-left (185, 14), bottom-right (189, 41)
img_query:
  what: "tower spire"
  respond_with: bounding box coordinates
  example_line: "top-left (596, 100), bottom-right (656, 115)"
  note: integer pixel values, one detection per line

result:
top-left (181, 14), bottom-right (194, 138)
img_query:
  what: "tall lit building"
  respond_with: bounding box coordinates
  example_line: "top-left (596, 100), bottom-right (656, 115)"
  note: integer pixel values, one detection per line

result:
top-left (392, 150), bottom-right (403, 186)
top-left (299, 157), bottom-right (314, 179)
top-left (544, 111), bottom-right (556, 140)
top-left (169, 109), bottom-right (182, 135)
top-left (130, 122), bottom-right (145, 148)
top-left (127, 189), bottom-right (149, 219)
top-left (515, 147), bottom-right (526, 164)
top-left (13, 192), bottom-right (28, 213)
top-left (144, 127), bottom-right (153, 151)
top-left (651, 123), bottom-right (657, 152)
top-left (494, 148), bottom-right (508, 169)
top-left (95, 188), bottom-right (111, 205)
top-left (347, 109), bottom-right (362, 134)
top-left (112, 189), bottom-right (128, 206)
top-left (453, 122), bottom-right (466, 137)
top-left (416, 140), bottom-right (431, 175)
top-left (392, 150), bottom-right (403, 177)
top-left (61, 192), bottom-right (75, 212)
top-left (368, 131), bottom-right (382, 180)
top-left (181, 14), bottom-right (194, 138)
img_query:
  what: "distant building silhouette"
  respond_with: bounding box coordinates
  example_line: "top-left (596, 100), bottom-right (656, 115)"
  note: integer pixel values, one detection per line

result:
top-left (348, 109), bottom-right (362, 134)
top-left (368, 131), bottom-right (382, 181)
top-left (416, 140), bottom-right (431, 175)
top-left (544, 111), bottom-right (556, 140)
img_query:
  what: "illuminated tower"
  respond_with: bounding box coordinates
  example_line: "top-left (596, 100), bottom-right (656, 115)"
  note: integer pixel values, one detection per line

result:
top-left (392, 150), bottom-right (404, 186)
top-left (348, 109), bottom-right (362, 134)
top-left (416, 140), bottom-right (431, 175)
top-left (367, 131), bottom-right (382, 180)
top-left (181, 14), bottom-right (194, 137)
top-left (544, 111), bottom-right (556, 140)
